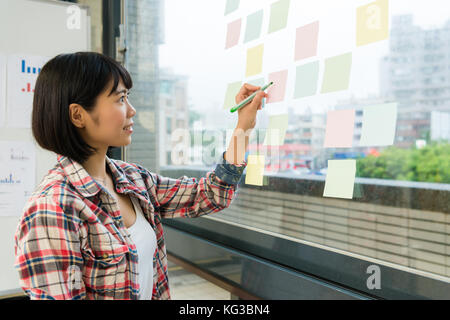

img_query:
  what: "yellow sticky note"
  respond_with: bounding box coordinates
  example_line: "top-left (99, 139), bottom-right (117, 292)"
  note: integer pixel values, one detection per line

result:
top-left (356, 0), bottom-right (389, 47)
top-left (323, 160), bottom-right (356, 199)
top-left (245, 155), bottom-right (265, 186)
top-left (245, 44), bottom-right (264, 77)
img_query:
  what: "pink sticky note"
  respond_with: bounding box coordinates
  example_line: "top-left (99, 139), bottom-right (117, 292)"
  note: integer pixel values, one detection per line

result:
top-left (324, 109), bottom-right (355, 148)
top-left (266, 70), bottom-right (288, 104)
top-left (225, 19), bottom-right (242, 49)
top-left (295, 21), bottom-right (319, 61)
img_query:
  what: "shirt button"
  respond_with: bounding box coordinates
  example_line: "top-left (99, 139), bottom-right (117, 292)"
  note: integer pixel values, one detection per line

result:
top-left (102, 253), bottom-right (109, 259)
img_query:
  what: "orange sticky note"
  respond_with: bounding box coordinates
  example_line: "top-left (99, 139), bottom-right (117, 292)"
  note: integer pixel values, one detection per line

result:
top-left (295, 21), bottom-right (319, 61)
top-left (225, 19), bottom-right (242, 49)
top-left (324, 109), bottom-right (355, 148)
top-left (266, 70), bottom-right (288, 104)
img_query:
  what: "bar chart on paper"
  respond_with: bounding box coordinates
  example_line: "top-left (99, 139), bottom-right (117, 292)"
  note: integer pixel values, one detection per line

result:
top-left (0, 141), bottom-right (36, 217)
top-left (6, 55), bottom-right (49, 128)
top-left (21, 59), bottom-right (42, 74)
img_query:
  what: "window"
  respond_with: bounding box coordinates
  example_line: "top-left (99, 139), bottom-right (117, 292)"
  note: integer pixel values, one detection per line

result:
top-left (124, 0), bottom-right (450, 298)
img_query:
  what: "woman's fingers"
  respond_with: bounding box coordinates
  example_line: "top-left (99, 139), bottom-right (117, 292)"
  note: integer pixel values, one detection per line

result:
top-left (243, 83), bottom-right (260, 91)
top-left (235, 83), bottom-right (261, 104)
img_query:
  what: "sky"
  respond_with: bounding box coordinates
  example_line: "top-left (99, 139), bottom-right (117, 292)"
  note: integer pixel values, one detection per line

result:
top-left (159, 0), bottom-right (450, 125)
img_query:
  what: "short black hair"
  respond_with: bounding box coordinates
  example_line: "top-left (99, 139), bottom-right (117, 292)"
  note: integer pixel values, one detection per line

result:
top-left (32, 52), bottom-right (133, 164)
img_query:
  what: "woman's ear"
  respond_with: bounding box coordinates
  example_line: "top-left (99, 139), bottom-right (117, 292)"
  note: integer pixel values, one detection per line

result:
top-left (69, 103), bottom-right (86, 128)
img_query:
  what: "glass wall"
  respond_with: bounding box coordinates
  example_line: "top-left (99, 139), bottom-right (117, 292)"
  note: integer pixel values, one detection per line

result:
top-left (125, 0), bottom-right (450, 282)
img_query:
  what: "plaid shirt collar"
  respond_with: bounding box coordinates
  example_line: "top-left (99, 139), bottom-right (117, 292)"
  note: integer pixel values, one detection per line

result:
top-left (56, 154), bottom-right (144, 200)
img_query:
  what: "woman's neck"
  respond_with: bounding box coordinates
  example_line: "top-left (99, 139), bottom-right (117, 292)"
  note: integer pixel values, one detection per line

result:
top-left (82, 147), bottom-right (109, 180)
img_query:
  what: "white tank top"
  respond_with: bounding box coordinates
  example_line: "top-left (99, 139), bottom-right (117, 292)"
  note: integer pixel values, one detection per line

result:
top-left (127, 196), bottom-right (157, 300)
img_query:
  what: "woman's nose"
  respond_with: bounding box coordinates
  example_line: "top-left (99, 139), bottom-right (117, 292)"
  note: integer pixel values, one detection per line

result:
top-left (127, 103), bottom-right (136, 117)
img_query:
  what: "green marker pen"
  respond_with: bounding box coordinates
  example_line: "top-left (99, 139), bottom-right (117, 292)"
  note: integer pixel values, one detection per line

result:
top-left (230, 82), bottom-right (273, 113)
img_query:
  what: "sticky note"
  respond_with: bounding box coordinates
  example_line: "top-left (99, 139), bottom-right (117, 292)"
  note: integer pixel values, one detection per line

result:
top-left (321, 53), bottom-right (352, 94)
top-left (324, 109), bottom-right (355, 148)
top-left (245, 155), bottom-right (265, 186)
top-left (268, 0), bottom-right (290, 34)
top-left (294, 61), bottom-right (319, 99)
top-left (356, 0), bottom-right (389, 47)
top-left (359, 103), bottom-right (398, 146)
top-left (248, 77), bottom-right (266, 109)
top-left (245, 44), bottom-right (264, 77)
top-left (223, 81), bottom-right (242, 109)
top-left (264, 114), bottom-right (289, 146)
top-left (138, 111), bottom-right (155, 133)
top-left (295, 21), bottom-right (320, 61)
top-left (266, 70), bottom-right (288, 104)
top-left (323, 160), bottom-right (356, 199)
top-left (244, 10), bottom-right (264, 43)
top-left (248, 78), bottom-right (265, 87)
top-left (225, 19), bottom-right (242, 49)
top-left (225, 0), bottom-right (240, 16)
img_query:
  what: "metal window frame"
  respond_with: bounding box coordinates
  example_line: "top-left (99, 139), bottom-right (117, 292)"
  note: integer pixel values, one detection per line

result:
top-left (103, 0), bottom-right (125, 161)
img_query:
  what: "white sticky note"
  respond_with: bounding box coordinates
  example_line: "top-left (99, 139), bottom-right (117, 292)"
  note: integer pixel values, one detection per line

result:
top-left (323, 160), bottom-right (356, 199)
top-left (263, 114), bottom-right (289, 146)
top-left (359, 103), bottom-right (398, 146)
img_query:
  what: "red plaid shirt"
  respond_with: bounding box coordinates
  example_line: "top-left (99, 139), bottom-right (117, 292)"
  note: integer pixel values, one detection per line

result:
top-left (14, 153), bottom-right (246, 300)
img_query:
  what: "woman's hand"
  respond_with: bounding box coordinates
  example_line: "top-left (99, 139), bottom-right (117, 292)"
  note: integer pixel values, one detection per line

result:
top-left (235, 83), bottom-right (267, 131)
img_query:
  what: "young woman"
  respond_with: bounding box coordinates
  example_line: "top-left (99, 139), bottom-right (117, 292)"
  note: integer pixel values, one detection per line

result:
top-left (13, 52), bottom-right (266, 300)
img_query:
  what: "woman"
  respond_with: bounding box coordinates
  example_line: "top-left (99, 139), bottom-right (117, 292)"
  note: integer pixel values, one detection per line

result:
top-left (13, 52), bottom-right (266, 300)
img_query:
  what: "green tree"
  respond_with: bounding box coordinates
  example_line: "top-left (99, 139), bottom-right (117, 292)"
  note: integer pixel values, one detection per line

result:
top-left (356, 143), bottom-right (450, 183)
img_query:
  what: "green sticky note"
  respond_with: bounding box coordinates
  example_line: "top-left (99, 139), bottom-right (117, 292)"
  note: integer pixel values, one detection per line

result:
top-left (268, 0), bottom-right (290, 34)
top-left (294, 61), bottom-right (319, 99)
top-left (248, 77), bottom-right (266, 109)
top-left (225, 0), bottom-right (240, 15)
top-left (245, 155), bottom-right (265, 186)
top-left (321, 52), bottom-right (352, 94)
top-left (323, 160), bottom-right (356, 199)
top-left (264, 114), bottom-right (289, 146)
top-left (248, 77), bottom-right (265, 87)
top-left (244, 10), bottom-right (264, 43)
top-left (359, 103), bottom-right (398, 146)
top-left (223, 81), bottom-right (242, 109)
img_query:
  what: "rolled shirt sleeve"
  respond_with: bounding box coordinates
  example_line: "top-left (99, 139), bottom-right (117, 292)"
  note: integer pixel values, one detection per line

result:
top-left (143, 151), bottom-right (247, 219)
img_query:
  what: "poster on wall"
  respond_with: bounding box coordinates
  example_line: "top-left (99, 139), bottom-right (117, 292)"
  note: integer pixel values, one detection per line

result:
top-left (6, 54), bottom-right (49, 128)
top-left (0, 54), bottom-right (6, 128)
top-left (0, 141), bottom-right (36, 217)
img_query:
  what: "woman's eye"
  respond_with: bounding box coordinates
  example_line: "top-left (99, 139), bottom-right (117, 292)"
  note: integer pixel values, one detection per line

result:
top-left (119, 94), bottom-right (130, 103)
